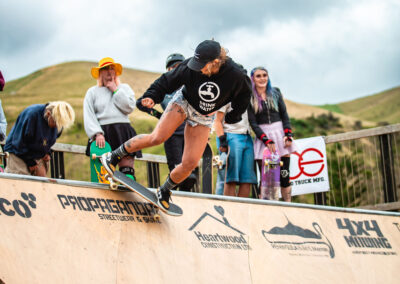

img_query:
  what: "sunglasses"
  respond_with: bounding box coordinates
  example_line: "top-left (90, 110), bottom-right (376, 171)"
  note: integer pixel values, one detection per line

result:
top-left (255, 73), bottom-right (268, 78)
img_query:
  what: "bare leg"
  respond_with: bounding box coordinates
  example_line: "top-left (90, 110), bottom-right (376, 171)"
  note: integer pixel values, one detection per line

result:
top-left (237, 183), bottom-right (251, 198)
top-left (169, 123), bottom-right (210, 184)
top-left (281, 187), bottom-right (292, 202)
top-left (124, 103), bottom-right (186, 153)
top-left (224, 182), bottom-right (237, 196)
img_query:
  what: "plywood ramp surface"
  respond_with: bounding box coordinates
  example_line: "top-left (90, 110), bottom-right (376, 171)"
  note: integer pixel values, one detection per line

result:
top-left (0, 176), bottom-right (399, 284)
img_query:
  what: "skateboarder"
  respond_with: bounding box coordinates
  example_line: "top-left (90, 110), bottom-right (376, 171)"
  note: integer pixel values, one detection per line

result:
top-left (4, 101), bottom-right (75, 176)
top-left (136, 53), bottom-right (196, 191)
top-left (101, 39), bottom-right (252, 210)
top-left (84, 57), bottom-right (142, 180)
top-left (248, 67), bottom-right (297, 201)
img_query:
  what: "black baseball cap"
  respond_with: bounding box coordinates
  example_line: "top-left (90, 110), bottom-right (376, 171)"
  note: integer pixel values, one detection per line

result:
top-left (188, 40), bottom-right (221, 71)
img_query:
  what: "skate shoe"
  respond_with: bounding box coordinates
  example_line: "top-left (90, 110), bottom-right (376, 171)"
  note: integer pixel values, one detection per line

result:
top-left (157, 188), bottom-right (172, 210)
top-left (100, 152), bottom-right (117, 176)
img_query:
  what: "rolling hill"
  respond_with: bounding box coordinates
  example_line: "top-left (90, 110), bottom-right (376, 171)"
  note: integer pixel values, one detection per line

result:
top-left (319, 86), bottom-right (400, 125)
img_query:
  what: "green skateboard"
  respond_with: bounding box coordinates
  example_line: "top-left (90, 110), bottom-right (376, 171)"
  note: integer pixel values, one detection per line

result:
top-left (90, 141), bottom-right (115, 186)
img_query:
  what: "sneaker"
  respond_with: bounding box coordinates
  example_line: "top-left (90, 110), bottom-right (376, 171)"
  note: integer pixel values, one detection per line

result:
top-left (157, 188), bottom-right (171, 210)
top-left (100, 152), bottom-right (117, 176)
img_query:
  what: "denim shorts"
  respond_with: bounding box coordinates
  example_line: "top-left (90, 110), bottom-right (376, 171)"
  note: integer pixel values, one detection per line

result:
top-left (226, 133), bottom-right (257, 184)
top-left (169, 88), bottom-right (215, 128)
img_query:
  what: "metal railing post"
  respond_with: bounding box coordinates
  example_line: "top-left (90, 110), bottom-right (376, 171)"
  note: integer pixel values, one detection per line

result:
top-left (378, 133), bottom-right (397, 203)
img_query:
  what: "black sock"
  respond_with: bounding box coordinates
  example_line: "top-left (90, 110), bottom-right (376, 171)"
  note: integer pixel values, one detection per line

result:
top-left (110, 144), bottom-right (128, 165)
top-left (160, 175), bottom-right (178, 192)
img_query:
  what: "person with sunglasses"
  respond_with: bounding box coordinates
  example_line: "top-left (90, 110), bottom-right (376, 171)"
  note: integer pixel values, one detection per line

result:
top-left (101, 40), bottom-right (252, 210)
top-left (248, 67), bottom-right (297, 201)
top-left (84, 57), bottom-right (142, 180)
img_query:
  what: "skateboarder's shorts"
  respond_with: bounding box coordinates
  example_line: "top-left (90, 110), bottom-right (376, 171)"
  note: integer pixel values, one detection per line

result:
top-left (168, 88), bottom-right (215, 128)
top-left (225, 133), bottom-right (257, 184)
top-left (253, 121), bottom-right (298, 160)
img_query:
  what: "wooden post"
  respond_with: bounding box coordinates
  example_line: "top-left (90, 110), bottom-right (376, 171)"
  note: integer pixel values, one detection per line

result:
top-left (379, 134), bottom-right (397, 203)
top-left (146, 161), bottom-right (160, 188)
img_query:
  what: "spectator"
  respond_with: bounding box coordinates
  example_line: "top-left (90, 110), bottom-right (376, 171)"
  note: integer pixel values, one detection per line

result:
top-left (136, 53), bottom-right (196, 191)
top-left (84, 57), bottom-right (141, 180)
top-left (0, 71), bottom-right (7, 143)
top-left (248, 67), bottom-right (297, 201)
top-left (101, 40), bottom-right (252, 210)
top-left (5, 102), bottom-right (75, 176)
top-left (214, 103), bottom-right (257, 197)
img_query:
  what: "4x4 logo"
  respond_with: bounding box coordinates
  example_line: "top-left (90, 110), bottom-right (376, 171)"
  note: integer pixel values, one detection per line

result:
top-left (336, 218), bottom-right (392, 249)
top-left (0, 193), bottom-right (37, 218)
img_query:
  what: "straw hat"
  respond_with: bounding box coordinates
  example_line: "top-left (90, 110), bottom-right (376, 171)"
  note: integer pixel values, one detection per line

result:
top-left (91, 57), bottom-right (123, 79)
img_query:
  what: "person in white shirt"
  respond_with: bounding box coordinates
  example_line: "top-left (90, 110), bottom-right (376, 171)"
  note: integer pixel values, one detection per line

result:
top-left (214, 103), bottom-right (257, 197)
top-left (83, 57), bottom-right (141, 180)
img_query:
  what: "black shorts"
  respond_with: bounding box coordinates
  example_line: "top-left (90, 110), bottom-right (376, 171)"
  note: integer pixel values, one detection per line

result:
top-left (85, 123), bottom-right (142, 158)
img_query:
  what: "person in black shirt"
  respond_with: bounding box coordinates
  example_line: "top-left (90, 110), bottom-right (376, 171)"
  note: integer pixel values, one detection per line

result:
top-left (101, 40), bottom-right (252, 209)
top-left (248, 67), bottom-right (297, 201)
top-left (136, 53), bottom-right (197, 192)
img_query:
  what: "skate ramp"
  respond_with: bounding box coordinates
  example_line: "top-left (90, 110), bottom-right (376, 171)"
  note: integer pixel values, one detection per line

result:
top-left (0, 174), bottom-right (399, 284)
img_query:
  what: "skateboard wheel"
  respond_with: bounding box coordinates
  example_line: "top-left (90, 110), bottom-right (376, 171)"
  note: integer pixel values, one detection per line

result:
top-left (280, 161), bottom-right (283, 166)
top-left (110, 181), bottom-right (118, 190)
top-left (91, 153), bottom-right (97, 160)
top-left (4, 152), bottom-right (9, 159)
top-left (264, 161), bottom-right (269, 166)
top-left (154, 214), bottom-right (160, 221)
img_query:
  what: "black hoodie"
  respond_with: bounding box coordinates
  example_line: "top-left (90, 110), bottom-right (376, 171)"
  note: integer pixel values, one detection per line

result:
top-left (142, 57), bottom-right (252, 124)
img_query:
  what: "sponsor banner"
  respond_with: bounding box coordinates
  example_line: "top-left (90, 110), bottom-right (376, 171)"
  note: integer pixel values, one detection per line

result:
top-left (0, 177), bottom-right (399, 284)
top-left (290, 136), bottom-right (329, 196)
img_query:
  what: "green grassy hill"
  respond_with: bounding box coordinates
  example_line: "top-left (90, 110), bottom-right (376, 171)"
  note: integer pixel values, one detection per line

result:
top-left (319, 86), bottom-right (400, 125)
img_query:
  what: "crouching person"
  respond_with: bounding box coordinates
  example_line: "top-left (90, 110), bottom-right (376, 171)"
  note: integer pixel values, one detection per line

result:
top-left (5, 101), bottom-right (75, 176)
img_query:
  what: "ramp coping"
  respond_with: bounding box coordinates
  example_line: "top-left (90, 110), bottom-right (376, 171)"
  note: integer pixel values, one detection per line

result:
top-left (1, 172), bottom-right (399, 217)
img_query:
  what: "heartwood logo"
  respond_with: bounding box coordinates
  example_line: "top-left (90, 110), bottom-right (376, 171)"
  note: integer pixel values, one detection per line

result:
top-left (188, 205), bottom-right (251, 250)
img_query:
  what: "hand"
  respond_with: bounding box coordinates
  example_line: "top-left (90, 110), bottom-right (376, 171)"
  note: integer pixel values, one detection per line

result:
top-left (261, 135), bottom-right (276, 152)
top-left (43, 154), bottom-right (51, 162)
top-left (105, 80), bottom-right (118, 93)
top-left (218, 134), bottom-right (228, 152)
top-left (141, 98), bottom-right (155, 109)
top-left (96, 133), bottom-right (105, 148)
top-left (283, 136), bottom-right (292, 148)
top-left (28, 165), bottom-right (38, 175)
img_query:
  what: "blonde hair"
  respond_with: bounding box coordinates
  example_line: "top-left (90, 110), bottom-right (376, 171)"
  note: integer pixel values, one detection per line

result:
top-left (45, 101), bottom-right (75, 130)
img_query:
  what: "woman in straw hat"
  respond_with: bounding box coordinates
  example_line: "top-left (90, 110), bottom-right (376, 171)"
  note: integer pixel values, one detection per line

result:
top-left (84, 57), bottom-right (141, 180)
top-left (5, 101), bottom-right (75, 176)
top-left (101, 40), bottom-right (252, 210)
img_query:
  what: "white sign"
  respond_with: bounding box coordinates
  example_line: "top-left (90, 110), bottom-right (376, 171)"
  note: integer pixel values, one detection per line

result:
top-left (289, 136), bottom-right (330, 196)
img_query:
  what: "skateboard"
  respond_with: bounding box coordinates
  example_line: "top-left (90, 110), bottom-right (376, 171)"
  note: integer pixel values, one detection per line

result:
top-left (212, 151), bottom-right (227, 170)
top-left (202, 142), bottom-right (213, 194)
top-left (261, 147), bottom-right (283, 200)
top-left (112, 170), bottom-right (183, 218)
top-left (90, 141), bottom-right (114, 186)
top-left (0, 151), bottom-right (8, 172)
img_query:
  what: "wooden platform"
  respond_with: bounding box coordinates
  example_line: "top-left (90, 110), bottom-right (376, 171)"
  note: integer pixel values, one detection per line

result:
top-left (0, 173), bottom-right (399, 283)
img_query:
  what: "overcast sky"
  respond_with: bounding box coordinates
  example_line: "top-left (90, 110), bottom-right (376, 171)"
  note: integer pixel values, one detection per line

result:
top-left (1, 0), bottom-right (399, 105)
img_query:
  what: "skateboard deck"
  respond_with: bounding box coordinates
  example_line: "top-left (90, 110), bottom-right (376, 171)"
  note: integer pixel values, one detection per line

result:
top-left (113, 171), bottom-right (183, 217)
top-left (0, 151), bottom-right (8, 172)
top-left (90, 141), bottom-right (112, 184)
top-left (261, 147), bottom-right (282, 200)
top-left (201, 142), bottom-right (213, 194)
top-left (212, 151), bottom-right (227, 170)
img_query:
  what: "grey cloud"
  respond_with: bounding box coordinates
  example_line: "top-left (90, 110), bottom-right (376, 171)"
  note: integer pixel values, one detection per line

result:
top-left (0, 0), bottom-right (58, 54)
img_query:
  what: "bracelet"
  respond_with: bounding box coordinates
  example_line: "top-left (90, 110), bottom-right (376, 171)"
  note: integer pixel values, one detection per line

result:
top-left (113, 89), bottom-right (118, 94)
